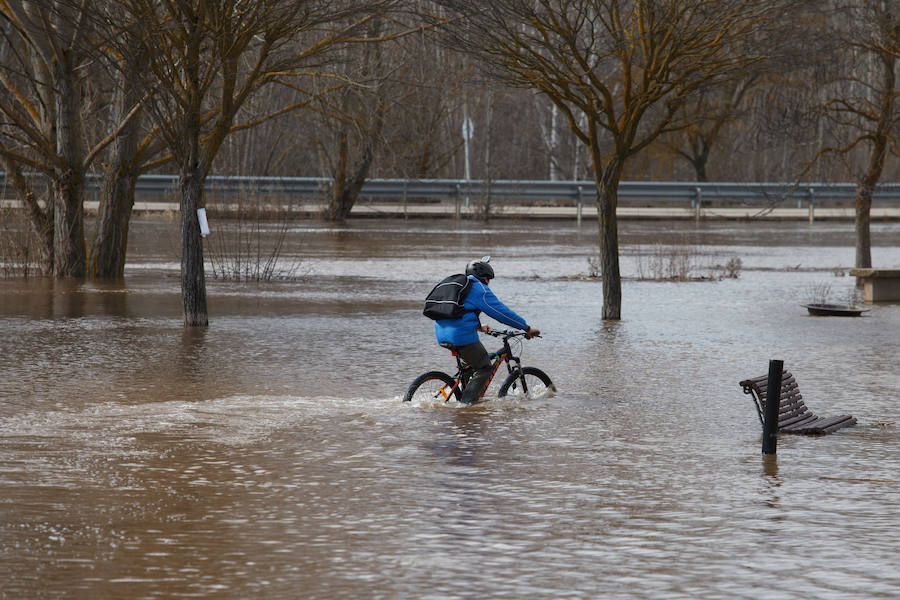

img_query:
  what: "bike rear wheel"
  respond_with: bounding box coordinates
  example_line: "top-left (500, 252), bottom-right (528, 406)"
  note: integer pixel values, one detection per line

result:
top-left (498, 366), bottom-right (555, 400)
top-left (404, 371), bottom-right (462, 403)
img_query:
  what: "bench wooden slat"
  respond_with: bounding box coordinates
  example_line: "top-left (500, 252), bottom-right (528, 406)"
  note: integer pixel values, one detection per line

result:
top-left (819, 416), bottom-right (858, 433)
top-left (783, 415), bottom-right (856, 434)
top-left (779, 413), bottom-right (819, 428)
top-left (738, 370), bottom-right (856, 436)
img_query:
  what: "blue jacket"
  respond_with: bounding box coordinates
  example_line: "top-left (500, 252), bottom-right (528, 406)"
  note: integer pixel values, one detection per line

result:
top-left (434, 275), bottom-right (529, 347)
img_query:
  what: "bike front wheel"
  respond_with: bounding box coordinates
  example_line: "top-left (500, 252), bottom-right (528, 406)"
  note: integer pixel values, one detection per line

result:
top-left (404, 371), bottom-right (462, 403)
top-left (498, 366), bottom-right (556, 400)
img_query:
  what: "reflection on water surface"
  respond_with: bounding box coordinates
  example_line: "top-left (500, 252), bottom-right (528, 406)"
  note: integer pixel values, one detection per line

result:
top-left (2, 219), bottom-right (899, 598)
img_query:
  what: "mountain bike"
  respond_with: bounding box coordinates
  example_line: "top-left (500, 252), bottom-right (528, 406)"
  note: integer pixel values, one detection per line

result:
top-left (403, 329), bottom-right (555, 404)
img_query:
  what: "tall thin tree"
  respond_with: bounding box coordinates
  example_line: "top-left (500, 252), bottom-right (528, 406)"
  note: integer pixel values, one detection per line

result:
top-left (817, 1), bottom-right (899, 269)
top-left (435, 0), bottom-right (788, 319)
top-left (115, 0), bottom-right (392, 325)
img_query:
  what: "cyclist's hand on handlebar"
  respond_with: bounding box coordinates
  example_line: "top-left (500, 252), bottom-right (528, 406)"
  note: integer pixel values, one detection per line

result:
top-left (525, 327), bottom-right (541, 339)
top-left (479, 324), bottom-right (492, 334)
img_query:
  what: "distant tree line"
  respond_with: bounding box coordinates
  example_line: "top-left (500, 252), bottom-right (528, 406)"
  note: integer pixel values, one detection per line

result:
top-left (1, 0), bottom-right (897, 323)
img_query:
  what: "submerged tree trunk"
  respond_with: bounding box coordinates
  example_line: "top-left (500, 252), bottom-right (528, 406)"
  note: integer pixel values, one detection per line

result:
top-left (853, 51), bottom-right (894, 270)
top-left (323, 131), bottom-right (352, 221)
top-left (324, 131), bottom-right (375, 221)
top-left (854, 138), bottom-right (887, 269)
top-left (89, 168), bottom-right (138, 279)
top-left (51, 54), bottom-right (86, 278)
top-left (180, 171), bottom-right (208, 327)
top-left (52, 170), bottom-right (85, 277)
top-left (322, 15), bottom-right (384, 222)
top-left (855, 190), bottom-right (872, 269)
top-left (88, 61), bottom-right (143, 279)
top-left (595, 155), bottom-right (624, 320)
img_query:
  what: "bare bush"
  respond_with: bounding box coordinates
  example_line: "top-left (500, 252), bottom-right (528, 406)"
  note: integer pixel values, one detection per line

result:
top-left (714, 257), bottom-right (743, 280)
top-left (804, 280), bottom-right (863, 307)
top-left (205, 196), bottom-right (303, 282)
top-left (636, 243), bottom-right (701, 281)
top-left (633, 242), bottom-right (742, 281)
top-left (0, 207), bottom-right (41, 278)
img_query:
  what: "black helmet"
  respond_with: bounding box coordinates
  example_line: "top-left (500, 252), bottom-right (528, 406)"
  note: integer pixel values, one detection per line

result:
top-left (466, 256), bottom-right (494, 282)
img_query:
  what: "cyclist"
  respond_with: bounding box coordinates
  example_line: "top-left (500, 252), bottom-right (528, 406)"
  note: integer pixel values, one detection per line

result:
top-left (434, 258), bottom-right (540, 404)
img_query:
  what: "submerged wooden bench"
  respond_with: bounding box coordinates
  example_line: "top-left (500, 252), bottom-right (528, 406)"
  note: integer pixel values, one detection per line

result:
top-left (739, 371), bottom-right (857, 435)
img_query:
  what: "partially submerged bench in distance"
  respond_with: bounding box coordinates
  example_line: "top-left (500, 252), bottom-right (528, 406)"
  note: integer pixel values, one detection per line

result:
top-left (739, 371), bottom-right (857, 435)
top-left (849, 268), bottom-right (900, 302)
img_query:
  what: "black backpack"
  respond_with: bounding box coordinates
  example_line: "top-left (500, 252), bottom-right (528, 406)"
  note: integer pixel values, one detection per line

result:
top-left (423, 274), bottom-right (473, 320)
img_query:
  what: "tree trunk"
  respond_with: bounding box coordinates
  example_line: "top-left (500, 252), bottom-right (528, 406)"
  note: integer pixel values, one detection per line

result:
top-left (690, 137), bottom-right (710, 182)
top-left (854, 138), bottom-right (886, 269)
top-left (88, 64), bottom-right (142, 279)
top-left (328, 149), bottom-right (375, 221)
top-left (180, 171), bottom-right (208, 326)
top-left (52, 53), bottom-right (86, 278)
top-left (854, 48), bottom-right (894, 270)
top-left (52, 170), bottom-right (85, 278)
top-left (323, 118), bottom-right (381, 222)
top-left (88, 169), bottom-right (137, 279)
top-left (854, 190), bottom-right (872, 269)
top-left (323, 131), bottom-right (352, 221)
top-left (323, 16), bottom-right (384, 222)
top-left (596, 161), bottom-right (623, 320)
top-left (27, 192), bottom-right (54, 275)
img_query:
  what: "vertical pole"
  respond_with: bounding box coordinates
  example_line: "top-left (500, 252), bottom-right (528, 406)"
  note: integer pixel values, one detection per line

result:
top-left (464, 140), bottom-right (471, 208)
top-left (402, 180), bottom-right (408, 220)
top-left (762, 359), bottom-right (784, 455)
top-left (695, 187), bottom-right (702, 223)
top-left (576, 185), bottom-right (583, 226)
top-left (462, 110), bottom-right (472, 209)
top-left (808, 188), bottom-right (815, 224)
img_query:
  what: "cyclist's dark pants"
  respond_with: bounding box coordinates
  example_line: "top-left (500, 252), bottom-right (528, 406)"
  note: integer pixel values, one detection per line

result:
top-left (457, 341), bottom-right (492, 404)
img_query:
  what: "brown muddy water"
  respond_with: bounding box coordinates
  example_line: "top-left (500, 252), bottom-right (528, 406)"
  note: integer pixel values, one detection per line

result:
top-left (2, 218), bottom-right (899, 599)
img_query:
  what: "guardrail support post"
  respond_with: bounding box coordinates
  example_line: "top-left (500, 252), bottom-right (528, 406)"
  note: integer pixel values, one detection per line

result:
top-left (576, 186), bottom-right (583, 226)
top-left (454, 184), bottom-right (461, 220)
top-left (762, 359), bottom-right (784, 455)
top-left (808, 188), bottom-right (815, 224)
top-left (695, 187), bottom-right (702, 222)
top-left (402, 180), bottom-right (408, 220)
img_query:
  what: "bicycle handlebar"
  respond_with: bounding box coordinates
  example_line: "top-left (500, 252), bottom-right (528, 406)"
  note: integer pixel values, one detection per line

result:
top-left (485, 329), bottom-right (541, 339)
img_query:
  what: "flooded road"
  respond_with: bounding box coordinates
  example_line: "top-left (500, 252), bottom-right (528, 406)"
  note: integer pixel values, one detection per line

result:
top-left (2, 218), bottom-right (899, 599)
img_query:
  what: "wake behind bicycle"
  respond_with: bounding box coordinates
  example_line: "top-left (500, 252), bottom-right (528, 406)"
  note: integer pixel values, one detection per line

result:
top-left (403, 329), bottom-right (555, 404)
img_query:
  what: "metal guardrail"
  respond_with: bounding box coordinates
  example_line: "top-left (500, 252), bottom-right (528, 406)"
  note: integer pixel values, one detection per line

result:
top-left (4, 173), bottom-right (900, 223)
top-left (3, 172), bottom-right (900, 203)
top-left (124, 175), bottom-right (900, 205)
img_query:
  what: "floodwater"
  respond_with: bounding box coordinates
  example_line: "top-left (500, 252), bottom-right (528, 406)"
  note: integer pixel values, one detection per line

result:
top-left (2, 217), bottom-right (899, 599)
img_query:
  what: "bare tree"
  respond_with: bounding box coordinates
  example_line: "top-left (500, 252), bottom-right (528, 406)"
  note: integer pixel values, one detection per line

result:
top-left (816, 1), bottom-right (899, 269)
top-left (0, 1), bottom-right (175, 280)
top-left (315, 7), bottom-right (466, 220)
top-left (662, 79), bottom-right (756, 181)
top-left (390, 28), bottom-right (468, 179)
top-left (436, 0), bottom-right (786, 319)
top-left (113, 0), bottom-right (392, 326)
top-left (319, 16), bottom-right (389, 221)
top-left (660, 2), bottom-right (827, 183)
top-left (85, 27), bottom-right (171, 279)
top-left (0, 1), bottom-right (107, 276)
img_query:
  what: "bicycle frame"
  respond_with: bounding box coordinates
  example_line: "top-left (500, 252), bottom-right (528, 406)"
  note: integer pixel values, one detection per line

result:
top-left (446, 332), bottom-right (525, 401)
top-left (404, 328), bottom-right (551, 404)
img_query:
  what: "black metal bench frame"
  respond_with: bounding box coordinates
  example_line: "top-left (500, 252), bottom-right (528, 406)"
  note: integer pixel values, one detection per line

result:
top-left (739, 370), bottom-right (856, 435)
